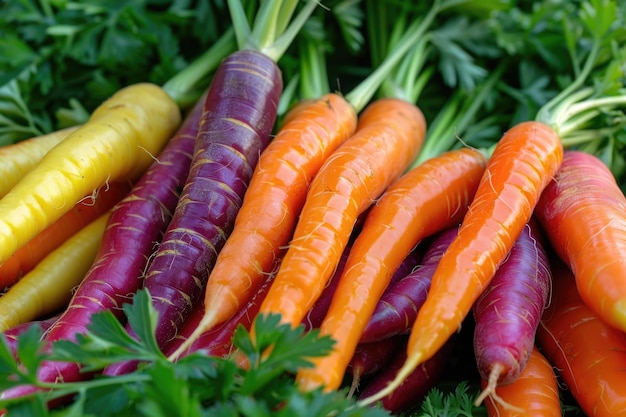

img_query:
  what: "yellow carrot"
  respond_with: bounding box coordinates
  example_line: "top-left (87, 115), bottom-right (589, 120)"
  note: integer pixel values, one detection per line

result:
top-left (0, 126), bottom-right (79, 199)
top-left (0, 83), bottom-right (180, 266)
top-left (0, 211), bottom-right (111, 331)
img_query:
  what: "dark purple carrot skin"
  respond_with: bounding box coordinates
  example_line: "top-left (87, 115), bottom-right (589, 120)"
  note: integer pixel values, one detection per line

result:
top-left (104, 50), bottom-right (282, 376)
top-left (359, 335), bottom-right (453, 413)
top-left (472, 219), bottom-right (552, 386)
top-left (360, 227), bottom-right (459, 343)
top-left (347, 334), bottom-right (406, 380)
top-left (0, 90), bottom-right (204, 405)
top-left (163, 263), bottom-right (276, 360)
top-left (303, 243), bottom-right (423, 332)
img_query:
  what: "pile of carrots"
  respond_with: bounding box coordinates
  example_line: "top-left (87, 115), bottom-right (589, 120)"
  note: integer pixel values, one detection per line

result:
top-left (1, 0), bottom-right (626, 415)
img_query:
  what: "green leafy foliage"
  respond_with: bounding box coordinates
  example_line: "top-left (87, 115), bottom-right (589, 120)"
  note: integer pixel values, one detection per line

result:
top-left (0, 290), bottom-right (391, 416)
top-left (0, 0), bottom-right (231, 144)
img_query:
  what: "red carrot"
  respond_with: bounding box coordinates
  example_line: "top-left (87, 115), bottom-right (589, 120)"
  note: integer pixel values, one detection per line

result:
top-left (535, 150), bottom-right (626, 333)
top-left (359, 226), bottom-right (458, 343)
top-left (472, 220), bottom-right (552, 407)
top-left (296, 148), bottom-right (486, 391)
top-left (536, 259), bottom-right (626, 417)
top-left (1, 315), bottom-right (58, 359)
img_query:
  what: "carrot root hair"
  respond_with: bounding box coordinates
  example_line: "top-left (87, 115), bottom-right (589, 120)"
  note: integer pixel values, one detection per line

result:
top-left (356, 353), bottom-right (422, 407)
top-left (473, 362), bottom-right (524, 414)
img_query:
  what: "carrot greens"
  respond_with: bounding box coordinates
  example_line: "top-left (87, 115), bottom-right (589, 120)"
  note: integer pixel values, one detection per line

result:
top-left (0, 0), bottom-right (234, 144)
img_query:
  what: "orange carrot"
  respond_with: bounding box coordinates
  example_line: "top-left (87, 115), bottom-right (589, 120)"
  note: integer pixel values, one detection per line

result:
top-left (535, 150), bottom-right (626, 332)
top-left (536, 259), bottom-right (626, 417)
top-left (359, 121), bottom-right (563, 405)
top-left (483, 347), bottom-right (561, 417)
top-left (0, 182), bottom-right (131, 288)
top-left (295, 147), bottom-right (487, 391)
top-left (168, 94), bottom-right (357, 359)
top-left (256, 97), bottom-right (426, 329)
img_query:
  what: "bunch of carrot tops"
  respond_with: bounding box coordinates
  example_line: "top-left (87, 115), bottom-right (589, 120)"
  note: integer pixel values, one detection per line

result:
top-left (1, 0), bottom-right (626, 415)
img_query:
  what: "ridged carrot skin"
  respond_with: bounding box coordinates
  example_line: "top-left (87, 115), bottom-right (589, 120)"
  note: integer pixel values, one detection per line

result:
top-left (257, 98), bottom-right (426, 330)
top-left (118, 50), bottom-right (282, 360)
top-left (483, 347), bottom-right (561, 417)
top-left (172, 93), bottom-right (357, 358)
top-left (41, 95), bottom-right (204, 345)
top-left (0, 211), bottom-right (110, 332)
top-left (163, 266), bottom-right (276, 361)
top-left (535, 150), bottom-right (626, 332)
top-left (0, 96), bottom-right (206, 404)
top-left (0, 126), bottom-right (78, 198)
top-left (472, 220), bottom-right (552, 406)
top-left (536, 260), bottom-right (626, 417)
top-left (359, 121), bottom-right (563, 405)
top-left (0, 83), bottom-right (180, 267)
top-left (296, 147), bottom-right (486, 391)
top-left (0, 182), bottom-right (131, 288)
top-left (360, 226), bottom-right (458, 343)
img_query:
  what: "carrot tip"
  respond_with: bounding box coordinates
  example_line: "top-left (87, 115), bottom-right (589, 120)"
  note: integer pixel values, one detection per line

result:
top-left (612, 299), bottom-right (626, 332)
top-left (356, 352), bottom-right (422, 407)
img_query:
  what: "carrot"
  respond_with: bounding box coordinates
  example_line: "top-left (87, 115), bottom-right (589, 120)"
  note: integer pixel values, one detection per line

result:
top-left (168, 0), bottom-right (445, 361)
top-left (358, 121), bottom-right (563, 405)
top-left (256, 97), bottom-right (425, 330)
top-left (0, 126), bottom-right (78, 198)
top-left (535, 150), bottom-right (626, 332)
top-left (472, 220), bottom-right (552, 408)
top-left (536, 259), bottom-right (626, 417)
top-left (168, 93), bottom-right (358, 359)
top-left (483, 347), bottom-right (561, 417)
top-left (0, 83), bottom-right (180, 267)
top-left (359, 226), bottom-right (458, 343)
top-left (1, 315), bottom-right (58, 359)
top-left (303, 241), bottom-right (422, 333)
top-left (0, 181), bottom-right (131, 289)
top-left (163, 262), bottom-right (276, 361)
top-left (103, 0), bottom-right (319, 375)
top-left (358, 335), bottom-right (454, 414)
top-left (0, 211), bottom-right (110, 331)
top-left (346, 335), bottom-right (406, 398)
top-left (0, 92), bottom-right (208, 405)
top-left (295, 147), bottom-right (486, 391)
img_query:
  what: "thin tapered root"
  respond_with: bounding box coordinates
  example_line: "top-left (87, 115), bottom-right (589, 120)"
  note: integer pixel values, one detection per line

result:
top-left (474, 362), bottom-right (503, 406)
top-left (168, 314), bottom-right (216, 361)
top-left (474, 363), bottom-right (525, 414)
top-left (356, 353), bottom-right (421, 407)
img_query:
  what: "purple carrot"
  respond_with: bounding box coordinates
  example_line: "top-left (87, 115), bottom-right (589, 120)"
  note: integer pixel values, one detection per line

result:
top-left (346, 335), bottom-right (406, 398)
top-left (103, 50), bottom-right (282, 376)
top-left (360, 227), bottom-right (458, 343)
top-left (359, 335), bottom-right (453, 414)
top-left (303, 243), bottom-right (423, 332)
top-left (1, 315), bottom-right (58, 358)
top-left (0, 91), bottom-right (204, 403)
top-left (163, 262), bottom-right (277, 362)
top-left (472, 219), bottom-right (552, 407)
